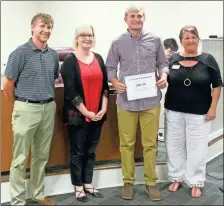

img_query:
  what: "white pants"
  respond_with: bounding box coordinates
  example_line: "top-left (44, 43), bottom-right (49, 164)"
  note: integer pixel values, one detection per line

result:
top-left (164, 109), bottom-right (211, 187)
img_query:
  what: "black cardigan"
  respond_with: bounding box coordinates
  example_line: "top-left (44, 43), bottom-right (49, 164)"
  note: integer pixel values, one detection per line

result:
top-left (61, 52), bottom-right (109, 125)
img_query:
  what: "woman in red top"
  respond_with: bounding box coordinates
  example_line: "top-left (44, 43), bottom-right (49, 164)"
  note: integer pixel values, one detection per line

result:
top-left (61, 25), bottom-right (109, 202)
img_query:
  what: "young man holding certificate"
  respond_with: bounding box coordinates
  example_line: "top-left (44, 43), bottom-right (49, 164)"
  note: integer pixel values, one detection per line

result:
top-left (106, 5), bottom-right (169, 201)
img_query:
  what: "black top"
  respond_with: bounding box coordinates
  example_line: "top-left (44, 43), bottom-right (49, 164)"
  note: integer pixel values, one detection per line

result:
top-left (165, 53), bottom-right (222, 115)
top-left (61, 52), bottom-right (109, 125)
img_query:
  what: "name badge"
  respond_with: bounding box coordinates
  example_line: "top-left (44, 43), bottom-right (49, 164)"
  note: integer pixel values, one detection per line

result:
top-left (172, 65), bottom-right (180, 70)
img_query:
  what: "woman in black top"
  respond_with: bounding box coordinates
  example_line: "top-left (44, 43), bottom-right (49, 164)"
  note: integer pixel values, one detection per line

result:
top-left (61, 25), bottom-right (109, 202)
top-left (164, 25), bottom-right (222, 198)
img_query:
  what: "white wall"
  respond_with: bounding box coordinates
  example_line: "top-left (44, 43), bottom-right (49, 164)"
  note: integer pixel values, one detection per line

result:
top-left (1, 1), bottom-right (41, 74)
top-left (1, 1), bottom-right (223, 73)
top-left (38, 1), bottom-right (223, 58)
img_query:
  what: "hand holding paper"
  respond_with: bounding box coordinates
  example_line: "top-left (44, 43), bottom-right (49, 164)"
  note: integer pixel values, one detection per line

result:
top-left (125, 72), bottom-right (157, 101)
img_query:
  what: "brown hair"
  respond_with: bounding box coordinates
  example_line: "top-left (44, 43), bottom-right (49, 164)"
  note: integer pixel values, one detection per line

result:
top-left (179, 25), bottom-right (200, 41)
top-left (31, 13), bottom-right (54, 35)
top-left (31, 13), bottom-right (54, 26)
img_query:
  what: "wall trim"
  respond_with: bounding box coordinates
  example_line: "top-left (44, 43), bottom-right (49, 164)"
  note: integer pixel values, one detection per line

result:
top-left (1, 136), bottom-right (223, 204)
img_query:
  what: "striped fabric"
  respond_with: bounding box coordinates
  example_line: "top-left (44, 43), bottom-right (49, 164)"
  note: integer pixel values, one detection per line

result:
top-left (106, 30), bottom-right (169, 111)
top-left (5, 38), bottom-right (59, 101)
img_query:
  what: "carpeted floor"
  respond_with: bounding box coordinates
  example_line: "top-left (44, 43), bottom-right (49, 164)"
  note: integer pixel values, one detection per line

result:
top-left (2, 154), bottom-right (223, 205)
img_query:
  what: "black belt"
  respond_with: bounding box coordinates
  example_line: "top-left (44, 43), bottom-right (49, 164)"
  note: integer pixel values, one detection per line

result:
top-left (15, 97), bottom-right (53, 104)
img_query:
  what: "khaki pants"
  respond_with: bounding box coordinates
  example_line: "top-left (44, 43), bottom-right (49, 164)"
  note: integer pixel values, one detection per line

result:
top-left (9, 100), bottom-right (56, 205)
top-left (117, 104), bottom-right (160, 186)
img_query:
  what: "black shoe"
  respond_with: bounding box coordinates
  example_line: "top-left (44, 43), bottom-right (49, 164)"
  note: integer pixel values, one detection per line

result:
top-left (84, 187), bottom-right (104, 198)
top-left (75, 189), bottom-right (88, 202)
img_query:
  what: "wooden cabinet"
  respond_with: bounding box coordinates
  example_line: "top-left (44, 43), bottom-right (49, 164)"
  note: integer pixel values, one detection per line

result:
top-left (1, 88), bottom-right (143, 172)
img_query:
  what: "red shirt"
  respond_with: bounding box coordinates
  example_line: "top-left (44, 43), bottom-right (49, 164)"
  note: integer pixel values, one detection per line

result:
top-left (78, 56), bottom-right (103, 122)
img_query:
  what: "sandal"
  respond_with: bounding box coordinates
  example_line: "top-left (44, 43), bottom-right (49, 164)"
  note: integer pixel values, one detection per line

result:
top-left (84, 187), bottom-right (104, 198)
top-left (75, 188), bottom-right (88, 202)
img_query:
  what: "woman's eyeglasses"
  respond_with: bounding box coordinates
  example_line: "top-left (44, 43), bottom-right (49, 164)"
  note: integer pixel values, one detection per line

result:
top-left (80, 34), bottom-right (94, 39)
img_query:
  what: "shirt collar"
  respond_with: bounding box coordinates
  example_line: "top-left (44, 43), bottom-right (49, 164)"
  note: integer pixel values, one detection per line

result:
top-left (28, 38), bottom-right (49, 51)
top-left (127, 29), bottom-right (144, 39)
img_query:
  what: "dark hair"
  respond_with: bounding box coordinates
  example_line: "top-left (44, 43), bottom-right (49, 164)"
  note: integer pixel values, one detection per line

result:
top-left (163, 38), bottom-right (178, 52)
top-left (179, 25), bottom-right (200, 41)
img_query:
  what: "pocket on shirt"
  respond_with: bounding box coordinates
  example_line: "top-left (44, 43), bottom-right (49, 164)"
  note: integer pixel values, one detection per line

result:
top-left (141, 46), bottom-right (157, 59)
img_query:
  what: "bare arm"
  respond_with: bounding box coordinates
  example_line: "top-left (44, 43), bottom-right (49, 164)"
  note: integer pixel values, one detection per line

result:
top-left (206, 54), bottom-right (223, 120)
top-left (95, 95), bottom-right (108, 120)
top-left (110, 78), bottom-right (118, 85)
top-left (159, 72), bottom-right (168, 79)
top-left (101, 95), bottom-right (108, 111)
top-left (2, 76), bottom-right (15, 102)
top-left (76, 103), bottom-right (92, 117)
top-left (111, 78), bottom-right (126, 93)
top-left (206, 87), bottom-right (222, 120)
top-left (155, 38), bottom-right (169, 89)
top-left (210, 87), bottom-right (221, 109)
top-left (156, 71), bottom-right (169, 89)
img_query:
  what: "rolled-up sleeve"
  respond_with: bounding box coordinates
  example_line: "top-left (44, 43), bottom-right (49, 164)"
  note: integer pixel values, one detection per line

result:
top-left (106, 41), bottom-right (119, 81)
top-left (156, 38), bottom-right (169, 74)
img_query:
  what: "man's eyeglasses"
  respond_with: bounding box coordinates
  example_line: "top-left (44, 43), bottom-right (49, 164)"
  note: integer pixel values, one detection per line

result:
top-left (80, 34), bottom-right (94, 39)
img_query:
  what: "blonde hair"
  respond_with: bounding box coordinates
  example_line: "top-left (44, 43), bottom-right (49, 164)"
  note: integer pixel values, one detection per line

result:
top-left (73, 24), bottom-right (95, 50)
top-left (179, 25), bottom-right (200, 41)
top-left (124, 4), bottom-right (145, 17)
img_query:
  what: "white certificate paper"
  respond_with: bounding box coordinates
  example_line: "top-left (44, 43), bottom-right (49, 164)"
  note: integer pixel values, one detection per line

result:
top-left (125, 72), bottom-right (157, 101)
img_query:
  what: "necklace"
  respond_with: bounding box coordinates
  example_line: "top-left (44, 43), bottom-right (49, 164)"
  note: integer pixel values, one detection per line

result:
top-left (183, 56), bottom-right (197, 87)
top-left (184, 68), bottom-right (193, 86)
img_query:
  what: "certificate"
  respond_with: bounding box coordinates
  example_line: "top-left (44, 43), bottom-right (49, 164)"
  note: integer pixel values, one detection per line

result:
top-left (125, 72), bottom-right (157, 101)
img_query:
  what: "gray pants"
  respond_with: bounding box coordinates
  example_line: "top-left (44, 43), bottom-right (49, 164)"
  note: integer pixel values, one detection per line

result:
top-left (10, 100), bottom-right (56, 205)
top-left (164, 109), bottom-right (211, 187)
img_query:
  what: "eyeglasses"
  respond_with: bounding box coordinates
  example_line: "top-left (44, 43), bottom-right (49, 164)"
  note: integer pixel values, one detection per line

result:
top-left (79, 34), bottom-right (94, 39)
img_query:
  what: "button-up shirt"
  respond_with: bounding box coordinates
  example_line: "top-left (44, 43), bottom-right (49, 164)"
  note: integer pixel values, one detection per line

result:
top-left (106, 30), bottom-right (169, 111)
